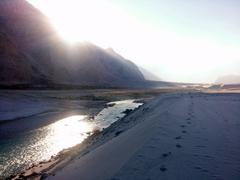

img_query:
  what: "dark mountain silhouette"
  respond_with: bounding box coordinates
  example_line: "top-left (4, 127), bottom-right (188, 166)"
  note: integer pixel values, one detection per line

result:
top-left (0, 0), bottom-right (156, 88)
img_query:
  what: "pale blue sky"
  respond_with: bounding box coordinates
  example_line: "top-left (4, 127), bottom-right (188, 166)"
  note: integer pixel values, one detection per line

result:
top-left (29, 0), bottom-right (240, 83)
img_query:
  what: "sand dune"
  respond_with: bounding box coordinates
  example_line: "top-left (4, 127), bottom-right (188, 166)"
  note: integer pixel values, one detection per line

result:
top-left (48, 92), bottom-right (240, 180)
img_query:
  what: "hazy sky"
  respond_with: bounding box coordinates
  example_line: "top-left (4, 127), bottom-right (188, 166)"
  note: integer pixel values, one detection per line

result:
top-left (29, 0), bottom-right (240, 83)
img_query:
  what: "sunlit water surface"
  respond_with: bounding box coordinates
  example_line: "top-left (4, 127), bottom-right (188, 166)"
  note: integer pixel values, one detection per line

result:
top-left (0, 100), bottom-right (142, 178)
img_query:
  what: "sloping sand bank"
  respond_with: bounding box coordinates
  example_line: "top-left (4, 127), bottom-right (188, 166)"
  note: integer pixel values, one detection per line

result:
top-left (48, 92), bottom-right (240, 180)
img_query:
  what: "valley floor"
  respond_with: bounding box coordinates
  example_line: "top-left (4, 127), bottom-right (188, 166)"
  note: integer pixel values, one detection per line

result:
top-left (48, 92), bottom-right (240, 180)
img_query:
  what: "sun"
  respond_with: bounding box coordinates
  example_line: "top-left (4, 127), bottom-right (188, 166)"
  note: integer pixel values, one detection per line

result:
top-left (29, 0), bottom-right (93, 43)
top-left (28, 0), bottom-right (132, 46)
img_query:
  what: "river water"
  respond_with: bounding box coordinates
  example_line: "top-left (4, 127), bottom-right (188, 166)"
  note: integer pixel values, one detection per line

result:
top-left (0, 99), bottom-right (142, 179)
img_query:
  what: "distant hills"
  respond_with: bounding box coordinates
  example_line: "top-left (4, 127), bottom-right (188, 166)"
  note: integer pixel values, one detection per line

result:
top-left (215, 75), bottom-right (240, 85)
top-left (0, 0), bottom-right (168, 88)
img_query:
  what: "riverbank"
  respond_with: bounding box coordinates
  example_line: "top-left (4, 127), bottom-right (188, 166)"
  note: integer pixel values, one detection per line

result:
top-left (2, 88), bottom-right (180, 179)
top-left (46, 92), bottom-right (240, 180)
top-left (8, 98), bottom-right (149, 180)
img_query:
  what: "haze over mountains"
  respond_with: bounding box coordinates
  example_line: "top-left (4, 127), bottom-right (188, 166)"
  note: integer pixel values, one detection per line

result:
top-left (215, 75), bottom-right (240, 85)
top-left (138, 67), bottom-right (161, 81)
top-left (0, 0), bottom-right (163, 88)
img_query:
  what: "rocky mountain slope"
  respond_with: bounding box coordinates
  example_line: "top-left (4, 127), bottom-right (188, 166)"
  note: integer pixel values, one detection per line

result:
top-left (0, 0), bottom-right (148, 88)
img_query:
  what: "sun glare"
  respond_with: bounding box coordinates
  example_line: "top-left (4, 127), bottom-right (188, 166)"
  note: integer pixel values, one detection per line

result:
top-left (30, 0), bottom-right (134, 46)
top-left (48, 115), bottom-right (94, 152)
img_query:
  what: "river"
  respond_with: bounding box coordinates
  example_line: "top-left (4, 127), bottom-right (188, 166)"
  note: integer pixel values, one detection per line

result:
top-left (0, 99), bottom-right (142, 179)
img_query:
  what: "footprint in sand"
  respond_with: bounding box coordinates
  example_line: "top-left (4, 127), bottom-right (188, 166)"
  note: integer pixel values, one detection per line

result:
top-left (194, 166), bottom-right (202, 170)
top-left (175, 136), bottom-right (182, 140)
top-left (182, 130), bottom-right (187, 134)
top-left (162, 152), bottom-right (172, 158)
top-left (176, 144), bottom-right (182, 148)
top-left (202, 169), bottom-right (209, 173)
top-left (160, 165), bottom-right (167, 172)
top-left (137, 154), bottom-right (144, 158)
top-left (180, 125), bottom-right (186, 128)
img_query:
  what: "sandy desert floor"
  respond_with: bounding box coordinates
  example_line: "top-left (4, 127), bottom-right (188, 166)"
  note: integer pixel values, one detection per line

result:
top-left (47, 92), bottom-right (240, 180)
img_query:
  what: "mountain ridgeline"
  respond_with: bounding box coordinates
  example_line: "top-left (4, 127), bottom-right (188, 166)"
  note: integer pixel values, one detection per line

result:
top-left (0, 0), bottom-right (169, 88)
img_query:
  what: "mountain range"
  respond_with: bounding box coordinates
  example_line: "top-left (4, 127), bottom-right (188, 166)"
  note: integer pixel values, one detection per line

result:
top-left (0, 0), bottom-right (166, 88)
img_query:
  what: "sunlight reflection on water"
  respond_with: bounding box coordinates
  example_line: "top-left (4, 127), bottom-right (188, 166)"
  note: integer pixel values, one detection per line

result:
top-left (0, 100), bottom-right (142, 179)
top-left (0, 115), bottom-right (96, 179)
top-left (34, 115), bottom-right (96, 158)
top-left (95, 100), bottom-right (142, 128)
